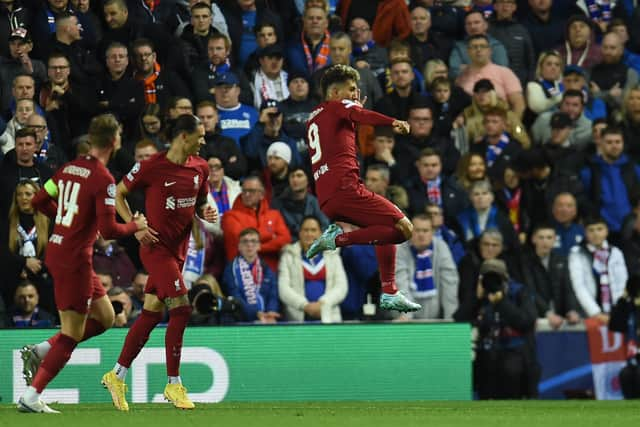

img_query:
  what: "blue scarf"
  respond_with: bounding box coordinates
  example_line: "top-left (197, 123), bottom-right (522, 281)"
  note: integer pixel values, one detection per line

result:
top-left (353, 40), bottom-right (375, 55)
top-left (411, 244), bottom-right (436, 297)
top-left (539, 79), bottom-right (564, 98)
top-left (36, 133), bottom-right (50, 164)
top-left (585, 0), bottom-right (612, 23)
top-left (457, 206), bottom-right (498, 241)
top-left (485, 132), bottom-right (510, 167)
top-left (210, 59), bottom-right (230, 75)
top-left (211, 181), bottom-right (230, 216)
top-left (12, 307), bottom-right (52, 327)
top-left (233, 256), bottom-right (264, 312)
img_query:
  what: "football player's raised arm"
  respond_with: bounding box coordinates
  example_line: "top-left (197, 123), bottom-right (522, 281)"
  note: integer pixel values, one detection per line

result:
top-left (115, 181), bottom-right (133, 223)
top-left (338, 101), bottom-right (395, 126)
top-left (32, 179), bottom-right (59, 218)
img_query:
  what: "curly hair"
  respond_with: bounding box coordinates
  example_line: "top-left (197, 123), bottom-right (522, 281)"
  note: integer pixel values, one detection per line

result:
top-left (320, 64), bottom-right (360, 99)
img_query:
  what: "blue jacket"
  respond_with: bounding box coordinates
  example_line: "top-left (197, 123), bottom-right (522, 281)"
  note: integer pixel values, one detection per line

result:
top-left (580, 154), bottom-right (640, 232)
top-left (553, 221), bottom-right (584, 256)
top-left (339, 244), bottom-right (378, 317)
top-left (437, 225), bottom-right (466, 265)
top-left (285, 37), bottom-right (331, 79)
top-left (584, 96), bottom-right (607, 121)
top-left (624, 49), bottom-right (640, 76)
top-left (223, 257), bottom-right (279, 321)
top-left (217, 104), bottom-right (259, 147)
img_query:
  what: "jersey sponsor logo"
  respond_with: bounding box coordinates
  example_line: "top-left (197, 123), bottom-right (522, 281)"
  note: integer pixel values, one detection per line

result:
top-left (177, 196), bottom-right (197, 208)
top-left (166, 196), bottom-right (176, 210)
top-left (174, 279), bottom-right (181, 291)
top-left (62, 165), bottom-right (91, 178)
top-left (105, 198), bottom-right (115, 206)
top-left (49, 234), bottom-right (63, 245)
top-left (164, 181), bottom-right (176, 187)
top-left (219, 119), bottom-right (251, 130)
top-left (193, 175), bottom-right (199, 189)
top-left (107, 184), bottom-right (116, 198)
top-left (313, 163), bottom-right (330, 181)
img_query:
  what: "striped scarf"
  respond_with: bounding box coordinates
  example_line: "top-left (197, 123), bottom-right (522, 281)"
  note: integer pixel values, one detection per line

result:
top-left (539, 79), bottom-right (564, 98)
top-left (137, 62), bottom-right (161, 104)
top-left (233, 256), bottom-right (264, 310)
top-left (210, 59), bottom-right (230, 75)
top-left (585, 0), bottom-right (612, 23)
top-left (211, 181), bottom-right (230, 216)
top-left (411, 244), bottom-right (436, 297)
top-left (503, 187), bottom-right (522, 233)
top-left (587, 241), bottom-right (612, 313)
top-left (486, 132), bottom-right (510, 167)
top-left (302, 30), bottom-right (330, 74)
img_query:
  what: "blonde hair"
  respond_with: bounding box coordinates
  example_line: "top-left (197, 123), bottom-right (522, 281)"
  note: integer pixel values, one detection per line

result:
top-left (534, 50), bottom-right (564, 80)
top-left (424, 59), bottom-right (447, 86)
top-left (8, 181), bottom-right (50, 256)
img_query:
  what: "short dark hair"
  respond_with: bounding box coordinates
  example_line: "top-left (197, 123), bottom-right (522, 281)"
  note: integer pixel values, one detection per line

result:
top-left (601, 126), bottom-right (624, 139)
top-left (584, 215), bottom-right (608, 228)
top-left (190, 2), bottom-right (211, 13)
top-left (165, 114), bottom-right (201, 140)
top-left (467, 34), bottom-right (489, 45)
top-left (15, 127), bottom-right (37, 142)
top-left (418, 147), bottom-right (441, 160)
top-left (320, 64), bottom-right (360, 99)
top-left (131, 38), bottom-right (155, 53)
top-left (563, 89), bottom-right (585, 104)
top-left (239, 227), bottom-right (260, 239)
top-left (531, 223), bottom-right (556, 236)
top-left (301, 215), bottom-right (321, 229)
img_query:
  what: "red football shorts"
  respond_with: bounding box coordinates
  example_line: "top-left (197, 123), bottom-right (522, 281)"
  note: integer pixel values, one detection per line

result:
top-left (140, 244), bottom-right (187, 300)
top-left (49, 264), bottom-right (105, 314)
top-left (320, 183), bottom-right (405, 228)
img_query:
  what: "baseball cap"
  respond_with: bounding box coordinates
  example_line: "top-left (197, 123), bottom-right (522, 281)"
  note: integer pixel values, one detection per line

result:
top-left (563, 65), bottom-right (586, 77)
top-left (479, 259), bottom-right (509, 281)
top-left (266, 141), bottom-right (292, 164)
top-left (9, 27), bottom-right (31, 43)
top-left (257, 44), bottom-right (284, 58)
top-left (473, 78), bottom-right (494, 93)
top-left (550, 111), bottom-right (572, 129)
top-left (260, 98), bottom-right (282, 113)
top-left (213, 72), bottom-right (239, 86)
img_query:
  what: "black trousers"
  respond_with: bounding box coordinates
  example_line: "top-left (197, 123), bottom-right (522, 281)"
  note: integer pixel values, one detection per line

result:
top-left (474, 348), bottom-right (540, 399)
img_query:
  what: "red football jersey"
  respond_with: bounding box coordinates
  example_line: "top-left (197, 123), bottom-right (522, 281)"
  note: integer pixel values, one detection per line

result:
top-left (40, 156), bottom-right (131, 268)
top-left (306, 100), bottom-right (395, 205)
top-left (122, 152), bottom-right (209, 261)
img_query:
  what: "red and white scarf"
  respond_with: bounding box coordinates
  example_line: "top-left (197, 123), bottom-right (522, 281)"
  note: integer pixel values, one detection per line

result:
top-left (253, 69), bottom-right (289, 108)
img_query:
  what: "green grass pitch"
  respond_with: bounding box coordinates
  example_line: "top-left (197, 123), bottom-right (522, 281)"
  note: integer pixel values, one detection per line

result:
top-left (2, 401), bottom-right (640, 427)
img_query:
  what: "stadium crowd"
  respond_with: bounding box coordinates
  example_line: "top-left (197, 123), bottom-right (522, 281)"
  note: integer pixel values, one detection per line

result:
top-left (2, 0), bottom-right (640, 398)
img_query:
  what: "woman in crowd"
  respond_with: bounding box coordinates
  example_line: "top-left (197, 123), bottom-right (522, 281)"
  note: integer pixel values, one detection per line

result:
top-left (526, 50), bottom-right (565, 115)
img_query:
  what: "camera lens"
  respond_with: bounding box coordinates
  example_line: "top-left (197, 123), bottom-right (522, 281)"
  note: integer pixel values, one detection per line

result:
top-left (111, 300), bottom-right (123, 315)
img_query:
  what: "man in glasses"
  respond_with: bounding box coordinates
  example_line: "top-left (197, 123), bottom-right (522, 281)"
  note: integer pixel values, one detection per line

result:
top-left (26, 113), bottom-right (66, 171)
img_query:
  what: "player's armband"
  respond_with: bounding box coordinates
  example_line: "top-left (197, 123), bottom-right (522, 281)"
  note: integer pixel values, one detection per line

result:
top-left (44, 179), bottom-right (58, 197)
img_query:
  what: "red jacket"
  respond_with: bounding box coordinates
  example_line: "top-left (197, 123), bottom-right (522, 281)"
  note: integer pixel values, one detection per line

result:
top-left (221, 197), bottom-right (291, 272)
top-left (337, 0), bottom-right (411, 47)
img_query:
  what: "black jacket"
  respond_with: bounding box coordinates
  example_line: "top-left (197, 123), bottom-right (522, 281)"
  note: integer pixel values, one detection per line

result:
top-left (488, 17), bottom-right (536, 86)
top-left (191, 63), bottom-right (253, 106)
top-left (403, 173), bottom-right (469, 222)
top-left (199, 132), bottom-right (247, 180)
top-left (97, 73), bottom-right (145, 145)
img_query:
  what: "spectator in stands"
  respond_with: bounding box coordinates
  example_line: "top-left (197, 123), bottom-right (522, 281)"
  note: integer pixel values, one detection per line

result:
top-left (526, 50), bottom-right (565, 115)
top-left (280, 71), bottom-right (317, 159)
top-left (96, 269), bottom-right (114, 293)
top-left (41, 52), bottom-right (96, 158)
top-left (180, 2), bottom-right (220, 68)
top-left (337, 0), bottom-right (410, 48)
top-left (244, 22), bottom-right (279, 78)
top-left (425, 202), bottom-right (466, 265)
top-left (223, 227), bottom-right (280, 323)
top-left (473, 258), bottom-right (539, 399)
top-left (494, 165), bottom-right (529, 242)
top-left (488, 0), bottom-right (535, 87)
top-left (620, 86), bottom-right (640, 163)
top-left (252, 44), bottom-right (289, 108)
top-left (92, 235), bottom-right (136, 288)
top-left (50, 12), bottom-right (102, 86)
top-left (222, 175), bottom-right (290, 272)
top-left (469, 106), bottom-right (523, 180)
top-left (429, 77), bottom-right (471, 139)
top-left (261, 141), bottom-right (291, 203)
top-left (580, 127), bottom-right (640, 241)
top-left (99, 0), bottom-right (144, 61)
top-left (374, 58), bottom-right (424, 120)
top-left (108, 286), bottom-right (137, 327)
top-left (456, 179), bottom-right (518, 250)
top-left (395, 213), bottom-right (459, 320)
top-left (404, 148), bottom-right (469, 222)
top-left (131, 38), bottom-right (190, 111)
top-left (449, 11), bottom-right (509, 78)
top-left (165, 97), bottom-right (193, 121)
top-left (278, 215), bottom-right (348, 322)
top-left (551, 192), bottom-right (585, 256)
top-left (26, 113), bottom-right (66, 172)
top-left (0, 129), bottom-right (53, 219)
top-left (9, 280), bottom-right (55, 327)
top-left (196, 101), bottom-right (247, 180)
top-left (0, 98), bottom-right (34, 154)
top-left (362, 126), bottom-right (402, 184)
top-left (562, 64), bottom-right (607, 121)
top-left (214, 71), bottom-right (259, 147)
top-left (456, 35), bottom-right (525, 118)
top-left (531, 89), bottom-right (593, 149)
top-left (192, 33), bottom-right (253, 106)
top-left (454, 152), bottom-right (488, 191)
top-left (520, 224), bottom-right (581, 328)
top-left (0, 30), bottom-right (47, 112)
top-left (364, 163), bottom-right (410, 215)
top-left (519, 0), bottom-right (567, 57)
top-left (221, 0), bottom-right (283, 67)
top-left (557, 14), bottom-right (601, 70)
top-left (286, 5), bottom-right (331, 78)
top-left (0, 0), bottom-right (30, 59)
top-left (590, 32), bottom-right (639, 112)
top-left (312, 31), bottom-right (382, 109)
top-left (541, 112), bottom-right (588, 173)
top-left (137, 103), bottom-right (165, 150)
top-left (2, 74), bottom-right (40, 121)
top-left (404, 5), bottom-right (449, 72)
top-left (208, 155), bottom-right (241, 219)
top-left (0, 180), bottom-right (54, 315)
top-left (272, 167), bottom-right (329, 239)
top-left (609, 19), bottom-right (640, 76)
top-left (134, 138), bottom-right (158, 162)
top-left (242, 98), bottom-right (300, 170)
top-left (97, 42), bottom-right (145, 144)
top-left (461, 78), bottom-right (530, 151)
top-left (569, 216), bottom-right (628, 321)
top-left (128, 270), bottom-right (148, 312)
top-left (349, 17), bottom-right (388, 78)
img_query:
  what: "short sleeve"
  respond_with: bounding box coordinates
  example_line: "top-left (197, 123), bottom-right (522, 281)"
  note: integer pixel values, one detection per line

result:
top-left (502, 68), bottom-right (523, 95)
top-left (122, 159), bottom-right (152, 191)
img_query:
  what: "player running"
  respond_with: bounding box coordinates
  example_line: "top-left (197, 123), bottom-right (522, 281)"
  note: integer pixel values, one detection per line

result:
top-left (17, 114), bottom-right (147, 413)
top-left (101, 114), bottom-right (217, 411)
top-left (305, 64), bottom-right (421, 313)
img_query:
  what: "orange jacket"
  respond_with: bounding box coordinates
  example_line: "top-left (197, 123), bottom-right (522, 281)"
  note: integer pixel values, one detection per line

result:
top-left (222, 197), bottom-right (291, 272)
top-left (337, 0), bottom-right (411, 48)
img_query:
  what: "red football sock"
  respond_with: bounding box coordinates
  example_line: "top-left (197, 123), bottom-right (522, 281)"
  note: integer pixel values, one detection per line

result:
top-left (335, 226), bottom-right (405, 247)
top-left (165, 306), bottom-right (192, 377)
top-left (376, 244), bottom-right (398, 294)
top-left (45, 318), bottom-right (107, 348)
top-left (32, 334), bottom-right (77, 393)
top-left (117, 309), bottom-right (163, 368)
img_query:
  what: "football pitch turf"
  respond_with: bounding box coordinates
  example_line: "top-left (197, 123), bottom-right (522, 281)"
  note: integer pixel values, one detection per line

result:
top-left (1, 401), bottom-right (640, 427)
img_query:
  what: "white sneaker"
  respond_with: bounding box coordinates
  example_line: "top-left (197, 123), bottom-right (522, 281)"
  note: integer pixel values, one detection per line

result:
top-left (17, 397), bottom-right (60, 414)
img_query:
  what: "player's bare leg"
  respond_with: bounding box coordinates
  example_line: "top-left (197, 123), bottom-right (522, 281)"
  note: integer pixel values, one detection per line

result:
top-left (18, 310), bottom-right (88, 413)
top-left (22, 296), bottom-right (115, 386)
